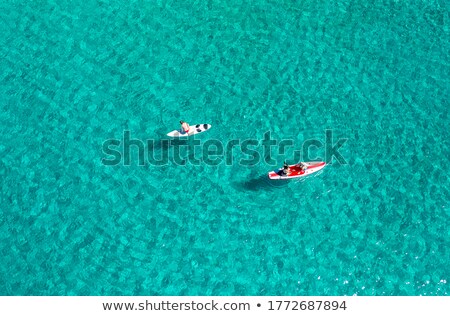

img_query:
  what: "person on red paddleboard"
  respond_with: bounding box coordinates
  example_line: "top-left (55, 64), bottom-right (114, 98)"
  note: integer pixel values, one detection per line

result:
top-left (180, 120), bottom-right (190, 135)
top-left (281, 162), bottom-right (291, 176)
top-left (297, 162), bottom-right (307, 173)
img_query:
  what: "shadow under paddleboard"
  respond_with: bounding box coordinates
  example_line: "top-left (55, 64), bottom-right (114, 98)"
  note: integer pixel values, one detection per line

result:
top-left (235, 175), bottom-right (289, 191)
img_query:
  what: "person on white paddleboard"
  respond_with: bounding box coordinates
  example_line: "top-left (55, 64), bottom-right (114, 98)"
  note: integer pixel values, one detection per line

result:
top-left (180, 120), bottom-right (190, 135)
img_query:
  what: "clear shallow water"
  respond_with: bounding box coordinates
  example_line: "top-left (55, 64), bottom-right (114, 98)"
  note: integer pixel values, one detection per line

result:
top-left (1, 0), bottom-right (449, 295)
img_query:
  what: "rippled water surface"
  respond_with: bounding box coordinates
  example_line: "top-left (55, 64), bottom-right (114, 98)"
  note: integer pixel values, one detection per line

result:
top-left (0, 0), bottom-right (449, 295)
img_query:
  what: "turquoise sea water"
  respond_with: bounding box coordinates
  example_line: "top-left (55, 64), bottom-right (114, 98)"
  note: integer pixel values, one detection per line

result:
top-left (1, 0), bottom-right (449, 295)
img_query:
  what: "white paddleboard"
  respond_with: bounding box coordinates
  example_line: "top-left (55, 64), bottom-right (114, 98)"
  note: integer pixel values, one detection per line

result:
top-left (167, 124), bottom-right (212, 137)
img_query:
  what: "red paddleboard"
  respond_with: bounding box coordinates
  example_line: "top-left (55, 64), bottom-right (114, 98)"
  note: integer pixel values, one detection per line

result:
top-left (268, 161), bottom-right (326, 180)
